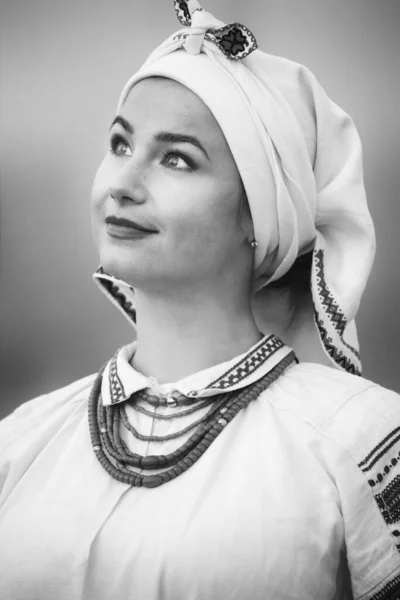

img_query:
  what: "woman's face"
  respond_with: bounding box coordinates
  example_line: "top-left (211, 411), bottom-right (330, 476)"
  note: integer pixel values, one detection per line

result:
top-left (91, 77), bottom-right (253, 293)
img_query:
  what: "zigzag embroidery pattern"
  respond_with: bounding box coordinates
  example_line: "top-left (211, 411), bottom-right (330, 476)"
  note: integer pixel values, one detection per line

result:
top-left (109, 353), bottom-right (126, 404)
top-left (96, 267), bottom-right (137, 323)
top-left (369, 573), bottom-right (400, 600)
top-left (314, 312), bottom-right (359, 375)
top-left (314, 249), bottom-right (347, 334)
top-left (313, 249), bottom-right (361, 366)
top-left (206, 335), bottom-right (284, 390)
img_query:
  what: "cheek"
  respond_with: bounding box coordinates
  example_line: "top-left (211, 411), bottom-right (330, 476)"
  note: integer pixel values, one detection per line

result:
top-left (163, 178), bottom-right (241, 253)
top-left (90, 161), bottom-right (109, 242)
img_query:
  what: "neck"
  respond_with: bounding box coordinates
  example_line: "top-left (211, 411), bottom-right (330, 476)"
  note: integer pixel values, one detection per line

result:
top-left (131, 287), bottom-right (264, 384)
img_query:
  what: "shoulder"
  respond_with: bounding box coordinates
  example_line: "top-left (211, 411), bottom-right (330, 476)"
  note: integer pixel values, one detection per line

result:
top-left (0, 373), bottom-right (97, 457)
top-left (267, 360), bottom-right (391, 426)
top-left (267, 361), bottom-right (400, 486)
top-left (269, 362), bottom-right (400, 597)
top-left (282, 363), bottom-right (400, 460)
top-left (270, 360), bottom-right (400, 462)
top-left (266, 359), bottom-right (400, 479)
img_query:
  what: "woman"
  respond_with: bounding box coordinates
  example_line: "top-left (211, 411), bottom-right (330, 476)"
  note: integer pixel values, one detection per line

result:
top-left (1, 1), bottom-right (399, 598)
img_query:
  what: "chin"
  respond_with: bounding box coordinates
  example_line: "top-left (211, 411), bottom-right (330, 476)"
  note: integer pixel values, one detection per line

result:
top-left (98, 237), bottom-right (189, 292)
top-left (99, 247), bottom-right (160, 290)
top-left (99, 246), bottom-right (139, 285)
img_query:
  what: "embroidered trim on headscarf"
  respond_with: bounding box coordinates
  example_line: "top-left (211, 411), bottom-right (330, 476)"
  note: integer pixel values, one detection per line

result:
top-left (173, 0), bottom-right (258, 60)
top-left (313, 249), bottom-right (361, 375)
top-left (206, 24), bottom-right (257, 60)
top-left (314, 313), bottom-right (360, 375)
top-left (174, 0), bottom-right (192, 26)
top-left (96, 266), bottom-right (136, 322)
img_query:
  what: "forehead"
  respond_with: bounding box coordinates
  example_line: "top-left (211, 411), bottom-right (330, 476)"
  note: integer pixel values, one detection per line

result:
top-left (120, 77), bottom-right (225, 143)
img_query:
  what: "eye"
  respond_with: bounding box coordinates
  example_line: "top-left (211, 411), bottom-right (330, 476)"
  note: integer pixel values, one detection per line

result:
top-left (161, 150), bottom-right (193, 172)
top-left (110, 133), bottom-right (132, 157)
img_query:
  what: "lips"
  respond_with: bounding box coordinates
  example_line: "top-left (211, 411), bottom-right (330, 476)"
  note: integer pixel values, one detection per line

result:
top-left (105, 215), bottom-right (157, 233)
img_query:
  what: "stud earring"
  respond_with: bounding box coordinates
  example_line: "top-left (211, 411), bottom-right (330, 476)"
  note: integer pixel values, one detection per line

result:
top-left (249, 240), bottom-right (258, 248)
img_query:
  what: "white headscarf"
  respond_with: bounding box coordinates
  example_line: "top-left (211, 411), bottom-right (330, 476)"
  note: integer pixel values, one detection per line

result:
top-left (94, 0), bottom-right (375, 376)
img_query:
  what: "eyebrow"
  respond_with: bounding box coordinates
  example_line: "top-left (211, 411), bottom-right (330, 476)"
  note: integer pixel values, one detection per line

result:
top-left (110, 116), bottom-right (210, 161)
top-left (110, 116), bottom-right (133, 134)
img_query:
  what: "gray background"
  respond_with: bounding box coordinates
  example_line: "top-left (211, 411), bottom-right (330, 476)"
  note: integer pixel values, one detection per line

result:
top-left (1, 0), bottom-right (399, 418)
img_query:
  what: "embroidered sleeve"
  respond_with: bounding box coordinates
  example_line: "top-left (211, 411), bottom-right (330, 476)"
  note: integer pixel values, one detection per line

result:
top-left (322, 385), bottom-right (400, 599)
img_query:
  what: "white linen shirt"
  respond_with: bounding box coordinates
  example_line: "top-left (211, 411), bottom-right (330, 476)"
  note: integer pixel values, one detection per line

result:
top-left (1, 334), bottom-right (400, 600)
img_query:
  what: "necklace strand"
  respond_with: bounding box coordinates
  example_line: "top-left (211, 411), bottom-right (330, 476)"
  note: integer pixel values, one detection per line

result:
top-left (99, 389), bottom-right (241, 469)
top-left (120, 392), bottom-right (229, 442)
top-left (89, 352), bottom-right (296, 488)
top-left (104, 386), bottom-right (252, 469)
top-left (135, 388), bottom-right (200, 407)
top-left (129, 397), bottom-right (212, 420)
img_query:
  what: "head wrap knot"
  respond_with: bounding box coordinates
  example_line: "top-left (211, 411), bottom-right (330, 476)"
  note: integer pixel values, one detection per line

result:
top-left (173, 0), bottom-right (258, 59)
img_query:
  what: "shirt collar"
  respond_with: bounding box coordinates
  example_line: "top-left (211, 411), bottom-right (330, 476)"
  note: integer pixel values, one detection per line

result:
top-left (101, 334), bottom-right (294, 406)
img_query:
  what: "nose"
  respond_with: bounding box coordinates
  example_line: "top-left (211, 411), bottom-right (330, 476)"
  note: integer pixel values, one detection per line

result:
top-left (108, 158), bottom-right (147, 205)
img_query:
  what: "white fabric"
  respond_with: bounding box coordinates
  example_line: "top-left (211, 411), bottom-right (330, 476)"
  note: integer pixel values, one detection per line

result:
top-left (108, 1), bottom-right (376, 376)
top-left (1, 339), bottom-right (400, 599)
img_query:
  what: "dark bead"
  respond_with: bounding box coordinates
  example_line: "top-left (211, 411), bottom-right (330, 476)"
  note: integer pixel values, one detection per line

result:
top-left (141, 456), bottom-right (161, 469)
top-left (190, 447), bottom-right (201, 459)
top-left (169, 449), bottom-right (181, 460)
top-left (170, 466), bottom-right (180, 477)
top-left (142, 475), bottom-right (164, 488)
top-left (157, 455), bottom-right (168, 467)
top-left (211, 425), bottom-right (222, 434)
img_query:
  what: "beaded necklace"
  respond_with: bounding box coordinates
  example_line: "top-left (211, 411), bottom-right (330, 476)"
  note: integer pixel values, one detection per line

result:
top-left (88, 351), bottom-right (296, 488)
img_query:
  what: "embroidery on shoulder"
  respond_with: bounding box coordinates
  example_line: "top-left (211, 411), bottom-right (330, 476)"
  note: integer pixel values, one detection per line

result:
top-left (358, 425), bottom-right (400, 554)
top-left (367, 572), bottom-right (400, 600)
